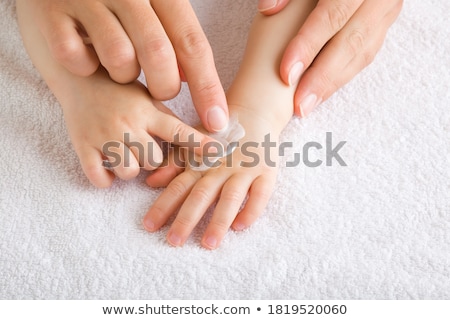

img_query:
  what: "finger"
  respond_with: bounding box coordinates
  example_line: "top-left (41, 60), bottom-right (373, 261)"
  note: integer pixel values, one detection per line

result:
top-left (76, 145), bottom-right (115, 188)
top-left (75, 3), bottom-right (140, 84)
top-left (153, 0), bottom-right (229, 133)
top-left (143, 170), bottom-right (201, 232)
top-left (101, 140), bottom-right (141, 181)
top-left (231, 175), bottom-right (276, 231)
top-left (293, 1), bottom-right (398, 117)
top-left (280, 0), bottom-right (364, 86)
top-left (148, 106), bottom-right (221, 157)
top-left (258, 0), bottom-right (291, 15)
top-left (178, 64), bottom-right (187, 82)
top-left (123, 131), bottom-right (163, 171)
top-left (108, 1), bottom-right (180, 100)
top-left (146, 145), bottom-right (185, 188)
top-left (167, 174), bottom-right (228, 247)
top-left (38, 12), bottom-right (99, 77)
top-left (201, 174), bottom-right (253, 250)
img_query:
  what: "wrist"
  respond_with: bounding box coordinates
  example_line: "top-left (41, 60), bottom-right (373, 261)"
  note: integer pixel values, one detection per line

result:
top-left (227, 103), bottom-right (290, 137)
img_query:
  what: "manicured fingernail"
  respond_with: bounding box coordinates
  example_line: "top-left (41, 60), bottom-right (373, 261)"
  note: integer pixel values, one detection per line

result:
top-left (258, 0), bottom-right (278, 12)
top-left (204, 236), bottom-right (217, 249)
top-left (143, 218), bottom-right (155, 232)
top-left (207, 106), bottom-right (228, 132)
top-left (168, 232), bottom-right (182, 247)
top-left (299, 94), bottom-right (321, 118)
top-left (288, 62), bottom-right (304, 86)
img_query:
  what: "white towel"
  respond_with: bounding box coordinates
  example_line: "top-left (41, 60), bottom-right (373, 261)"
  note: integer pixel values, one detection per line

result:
top-left (0, 0), bottom-right (449, 299)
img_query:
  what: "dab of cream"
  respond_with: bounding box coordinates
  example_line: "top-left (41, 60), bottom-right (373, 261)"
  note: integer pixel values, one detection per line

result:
top-left (190, 114), bottom-right (246, 171)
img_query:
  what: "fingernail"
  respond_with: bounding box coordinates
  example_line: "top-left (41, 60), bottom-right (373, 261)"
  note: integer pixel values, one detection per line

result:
top-left (288, 62), bottom-right (304, 86)
top-left (299, 94), bottom-right (321, 118)
top-left (233, 223), bottom-right (246, 231)
top-left (258, 0), bottom-right (278, 12)
top-left (143, 218), bottom-right (155, 232)
top-left (204, 236), bottom-right (217, 249)
top-left (207, 106), bottom-right (228, 132)
top-left (168, 232), bottom-right (182, 247)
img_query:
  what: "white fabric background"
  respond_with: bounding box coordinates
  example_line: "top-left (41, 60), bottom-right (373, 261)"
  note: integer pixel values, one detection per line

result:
top-left (0, 0), bottom-right (449, 299)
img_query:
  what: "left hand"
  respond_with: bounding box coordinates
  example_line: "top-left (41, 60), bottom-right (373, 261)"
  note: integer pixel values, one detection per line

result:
top-left (143, 109), bottom-right (280, 250)
top-left (258, 0), bottom-right (403, 117)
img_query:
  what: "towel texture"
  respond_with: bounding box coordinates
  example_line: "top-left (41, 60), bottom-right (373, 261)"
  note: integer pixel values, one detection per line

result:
top-left (1, 0), bottom-right (449, 299)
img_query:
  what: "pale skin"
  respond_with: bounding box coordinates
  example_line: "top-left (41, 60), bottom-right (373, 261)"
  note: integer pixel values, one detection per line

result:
top-left (19, 0), bottom-right (229, 133)
top-left (144, 0), bottom-right (318, 249)
top-left (17, 0), bottom-right (375, 249)
top-left (258, 0), bottom-right (403, 117)
top-left (21, 0), bottom-right (402, 124)
top-left (16, 0), bottom-right (219, 188)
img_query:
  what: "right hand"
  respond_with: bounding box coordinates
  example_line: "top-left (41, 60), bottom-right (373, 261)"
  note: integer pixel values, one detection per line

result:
top-left (29, 0), bottom-right (229, 132)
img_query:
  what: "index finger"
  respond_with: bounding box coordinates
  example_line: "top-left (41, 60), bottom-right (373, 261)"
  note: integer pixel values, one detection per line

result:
top-left (149, 101), bottom-right (221, 157)
top-left (280, 0), bottom-right (363, 85)
top-left (153, 0), bottom-right (229, 133)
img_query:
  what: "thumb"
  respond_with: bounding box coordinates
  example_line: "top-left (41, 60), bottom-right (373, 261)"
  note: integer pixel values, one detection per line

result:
top-left (258, 0), bottom-right (291, 15)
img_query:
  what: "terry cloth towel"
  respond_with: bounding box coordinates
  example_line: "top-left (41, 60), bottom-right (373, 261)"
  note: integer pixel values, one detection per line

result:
top-left (0, 0), bottom-right (449, 299)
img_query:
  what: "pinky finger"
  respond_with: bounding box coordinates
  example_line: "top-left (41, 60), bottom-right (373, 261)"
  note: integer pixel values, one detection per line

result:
top-left (231, 175), bottom-right (276, 231)
top-left (146, 145), bottom-right (185, 188)
top-left (77, 146), bottom-right (115, 188)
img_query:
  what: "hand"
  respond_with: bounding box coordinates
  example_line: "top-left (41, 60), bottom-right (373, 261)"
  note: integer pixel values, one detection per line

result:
top-left (28, 0), bottom-right (229, 132)
top-left (143, 108), bottom-right (281, 249)
top-left (60, 68), bottom-right (217, 188)
top-left (258, 0), bottom-right (403, 117)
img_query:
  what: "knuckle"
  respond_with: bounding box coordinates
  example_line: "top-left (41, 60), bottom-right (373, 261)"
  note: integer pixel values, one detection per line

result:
top-left (325, 3), bottom-right (350, 31)
top-left (169, 121), bottom-right (190, 142)
top-left (209, 219), bottom-right (231, 233)
top-left (294, 33), bottom-right (318, 63)
top-left (174, 215), bottom-right (194, 229)
top-left (316, 69), bottom-right (339, 96)
top-left (346, 29), bottom-right (366, 56)
top-left (50, 39), bottom-right (80, 65)
top-left (190, 187), bottom-right (211, 204)
top-left (102, 40), bottom-right (136, 70)
top-left (177, 28), bottom-right (210, 59)
top-left (167, 179), bottom-right (189, 198)
top-left (195, 81), bottom-right (222, 98)
top-left (144, 38), bottom-right (173, 63)
top-left (220, 189), bottom-right (244, 205)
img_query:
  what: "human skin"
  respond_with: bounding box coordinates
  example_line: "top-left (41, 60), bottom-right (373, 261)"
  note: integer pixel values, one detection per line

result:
top-left (16, 0), bottom-right (219, 188)
top-left (20, 0), bottom-right (229, 133)
top-left (258, 0), bottom-right (403, 117)
top-left (144, 0), bottom-right (317, 249)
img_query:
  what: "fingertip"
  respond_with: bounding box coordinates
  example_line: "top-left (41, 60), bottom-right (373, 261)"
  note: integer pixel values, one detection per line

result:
top-left (83, 163), bottom-right (115, 189)
top-left (201, 235), bottom-right (219, 250)
top-left (142, 215), bottom-right (156, 233)
top-left (205, 105), bottom-right (229, 133)
top-left (167, 231), bottom-right (184, 247)
top-left (231, 221), bottom-right (248, 232)
top-left (258, 0), bottom-right (290, 15)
